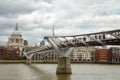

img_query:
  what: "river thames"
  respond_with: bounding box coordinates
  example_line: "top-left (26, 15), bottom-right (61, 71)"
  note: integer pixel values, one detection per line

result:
top-left (0, 64), bottom-right (120, 80)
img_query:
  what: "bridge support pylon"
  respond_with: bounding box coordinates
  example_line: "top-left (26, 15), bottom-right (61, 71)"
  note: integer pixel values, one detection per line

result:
top-left (26, 58), bottom-right (31, 64)
top-left (46, 37), bottom-right (74, 74)
top-left (56, 57), bottom-right (71, 74)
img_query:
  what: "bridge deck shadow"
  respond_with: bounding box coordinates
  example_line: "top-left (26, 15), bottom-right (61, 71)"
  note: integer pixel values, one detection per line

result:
top-left (25, 64), bottom-right (71, 80)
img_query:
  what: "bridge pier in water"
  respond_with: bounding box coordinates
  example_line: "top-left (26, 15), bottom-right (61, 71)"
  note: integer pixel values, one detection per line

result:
top-left (56, 57), bottom-right (71, 74)
top-left (26, 58), bottom-right (32, 64)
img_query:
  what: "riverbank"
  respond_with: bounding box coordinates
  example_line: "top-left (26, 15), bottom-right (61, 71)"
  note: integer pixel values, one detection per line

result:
top-left (0, 60), bottom-right (26, 64)
top-left (0, 60), bottom-right (120, 64)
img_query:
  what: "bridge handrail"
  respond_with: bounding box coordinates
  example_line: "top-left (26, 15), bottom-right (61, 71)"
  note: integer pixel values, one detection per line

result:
top-left (44, 29), bottom-right (120, 38)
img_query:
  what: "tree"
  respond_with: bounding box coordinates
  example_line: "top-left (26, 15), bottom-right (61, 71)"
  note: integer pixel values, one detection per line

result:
top-left (5, 54), bottom-right (11, 60)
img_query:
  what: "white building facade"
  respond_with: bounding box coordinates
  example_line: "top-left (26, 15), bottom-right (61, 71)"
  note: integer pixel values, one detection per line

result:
top-left (31, 47), bottom-right (94, 62)
top-left (8, 23), bottom-right (24, 56)
top-left (71, 47), bottom-right (94, 62)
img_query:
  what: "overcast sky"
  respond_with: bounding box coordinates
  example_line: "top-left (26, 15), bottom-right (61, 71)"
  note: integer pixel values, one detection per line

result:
top-left (0, 0), bottom-right (120, 45)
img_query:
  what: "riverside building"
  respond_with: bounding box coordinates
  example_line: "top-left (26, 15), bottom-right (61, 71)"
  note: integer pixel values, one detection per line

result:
top-left (110, 47), bottom-right (120, 63)
top-left (71, 47), bottom-right (94, 62)
top-left (31, 47), bottom-right (94, 62)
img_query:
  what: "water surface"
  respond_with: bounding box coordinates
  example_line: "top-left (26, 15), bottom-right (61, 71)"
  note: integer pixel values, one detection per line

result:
top-left (0, 64), bottom-right (120, 80)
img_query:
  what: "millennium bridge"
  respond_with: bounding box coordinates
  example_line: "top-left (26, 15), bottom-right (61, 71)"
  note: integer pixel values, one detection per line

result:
top-left (23, 29), bottom-right (120, 74)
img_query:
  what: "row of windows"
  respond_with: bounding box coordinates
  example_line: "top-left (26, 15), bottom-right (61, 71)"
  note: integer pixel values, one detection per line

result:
top-left (112, 58), bottom-right (120, 62)
top-left (10, 39), bottom-right (23, 43)
top-left (32, 56), bottom-right (58, 60)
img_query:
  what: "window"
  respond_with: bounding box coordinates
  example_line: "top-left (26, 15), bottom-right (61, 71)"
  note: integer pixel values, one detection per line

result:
top-left (11, 39), bottom-right (14, 43)
top-left (16, 39), bottom-right (19, 43)
top-left (0, 50), bottom-right (3, 55)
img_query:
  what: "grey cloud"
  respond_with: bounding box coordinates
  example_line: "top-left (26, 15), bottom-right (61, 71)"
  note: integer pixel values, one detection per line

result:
top-left (0, 40), bottom-right (7, 46)
top-left (43, 0), bottom-right (53, 3)
top-left (0, 0), bottom-right (37, 17)
top-left (0, 0), bottom-right (120, 45)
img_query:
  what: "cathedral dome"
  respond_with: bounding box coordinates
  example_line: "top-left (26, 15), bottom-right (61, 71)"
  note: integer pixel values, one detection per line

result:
top-left (11, 30), bottom-right (22, 36)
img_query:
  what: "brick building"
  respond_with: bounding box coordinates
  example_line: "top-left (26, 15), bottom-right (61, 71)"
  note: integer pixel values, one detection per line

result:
top-left (95, 49), bottom-right (112, 63)
top-left (0, 46), bottom-right (20, 60)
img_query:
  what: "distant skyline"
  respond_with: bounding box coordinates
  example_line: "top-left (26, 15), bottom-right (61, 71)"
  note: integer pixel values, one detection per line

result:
top-left (0, 0), bottom-right (120, 45)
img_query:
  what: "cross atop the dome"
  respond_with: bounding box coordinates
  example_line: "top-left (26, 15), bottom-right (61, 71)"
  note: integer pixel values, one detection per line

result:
top-left (15, 22), bottom-right (18, 30)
